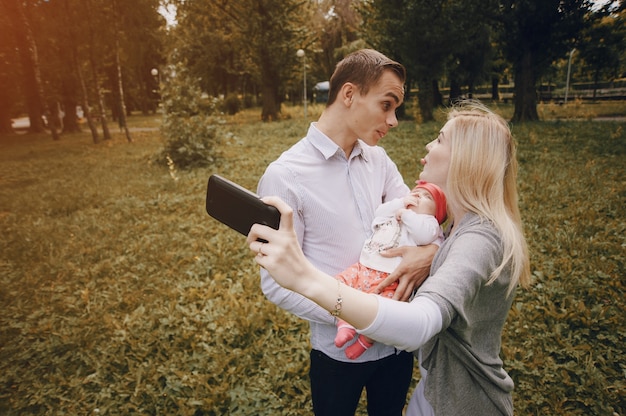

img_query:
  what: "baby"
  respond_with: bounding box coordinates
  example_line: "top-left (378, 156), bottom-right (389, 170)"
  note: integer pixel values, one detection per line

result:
top-left (334, 181), bottom-right (447, 359)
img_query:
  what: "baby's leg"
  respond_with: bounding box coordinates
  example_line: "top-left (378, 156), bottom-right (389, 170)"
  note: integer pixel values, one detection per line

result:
top-left (345, 335), bottom-right (374, 359)
top-left (335, 319), bottom-right (357, 347)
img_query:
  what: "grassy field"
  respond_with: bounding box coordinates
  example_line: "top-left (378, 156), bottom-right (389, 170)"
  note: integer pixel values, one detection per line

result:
top-left (0, 101), bottom-right (625, 415)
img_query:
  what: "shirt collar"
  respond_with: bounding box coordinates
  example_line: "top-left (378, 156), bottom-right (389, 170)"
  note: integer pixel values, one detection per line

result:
top-left (307, 123), bottom-right (367, 161)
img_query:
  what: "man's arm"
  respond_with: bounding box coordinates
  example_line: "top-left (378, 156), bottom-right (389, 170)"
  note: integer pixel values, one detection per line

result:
top-left (258, 164), bottom-right (336, 325)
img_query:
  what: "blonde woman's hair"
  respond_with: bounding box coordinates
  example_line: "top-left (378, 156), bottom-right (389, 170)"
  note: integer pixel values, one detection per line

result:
top-left (445, 101), bottom-right (530, 294)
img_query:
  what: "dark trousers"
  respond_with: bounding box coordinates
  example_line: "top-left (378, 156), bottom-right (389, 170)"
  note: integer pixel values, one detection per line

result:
top-left (309, 349), bottom-right (414, 416)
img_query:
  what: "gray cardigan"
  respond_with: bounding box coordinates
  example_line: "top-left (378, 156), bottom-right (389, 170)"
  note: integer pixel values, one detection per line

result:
top-left (417, 213), bottom-right (517, 415)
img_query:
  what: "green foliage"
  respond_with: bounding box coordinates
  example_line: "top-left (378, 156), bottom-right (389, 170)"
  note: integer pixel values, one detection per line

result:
top-left (0, 104), bottom-right (625, 415)
top-left (159, 65), bottom-right (222, 170)
top-left (221, 94), bottom-right (242, 116)
top-left (171, 0), bottom-right (313, 121)
top-left (503, 120), bottom-right (626, 415)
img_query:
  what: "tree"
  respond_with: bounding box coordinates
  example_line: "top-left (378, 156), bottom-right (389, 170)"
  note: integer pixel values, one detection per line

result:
top-left (0, 0), bottom-right (165, 140)
top-left (445, 0), bottom-right (497, 104)
top-left (58, 0), bottom-right (99, 142)
top-left (361, 0), bottom-right (447, 121)
top-left (250, 0), bottom-right (308, 121)
top-left (1, 0), bottom-right (55, 137)
top-left (35, 0), bottom-right (82, 134)
top-left (114, 0), bottom-right (165, 116)
top-left (499, 0), bottom-right (592, 122)
top-left (361, 0), bottom-right (496, 122)
top-left (487, 44), bottom-right (511, 102)
top-left (577, 10), bottom-right (625, 99)
top-left (314, 0), bottom-right (362, 79)
top-left (111, 0), bottom-right (132, 142)
top-left (172, 0), bottom-right (311, 121)
top-left (0, 1), bottom-right (21, 134)
top-left (82, 0), bottom-right (112, 141)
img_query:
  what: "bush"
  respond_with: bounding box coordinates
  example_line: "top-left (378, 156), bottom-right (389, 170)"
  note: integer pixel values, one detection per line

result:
top-left (160, 115), bottom-right (218, 169)
top-left (243, 94), bottom-right (255, 109)
top-left (159, 64), bottom-right (222, 169)
top-left (221, 94), bottom-right (241, 115)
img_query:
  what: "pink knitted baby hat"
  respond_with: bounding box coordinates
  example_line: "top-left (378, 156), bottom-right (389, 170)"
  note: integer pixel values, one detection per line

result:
top-left (415, 181), bottom-right (447, 224)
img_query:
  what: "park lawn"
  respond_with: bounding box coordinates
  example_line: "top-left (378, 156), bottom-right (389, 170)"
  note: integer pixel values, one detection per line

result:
top-left (0, 103), bottom-right (624, 415)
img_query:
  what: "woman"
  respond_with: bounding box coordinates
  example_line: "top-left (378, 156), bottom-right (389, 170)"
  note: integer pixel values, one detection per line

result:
top-left (248, 101), bottom-right (531, 415)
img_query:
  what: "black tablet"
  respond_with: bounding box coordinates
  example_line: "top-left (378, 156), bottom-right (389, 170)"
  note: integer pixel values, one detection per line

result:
top-left (205, 174), bottom-right (280, 237)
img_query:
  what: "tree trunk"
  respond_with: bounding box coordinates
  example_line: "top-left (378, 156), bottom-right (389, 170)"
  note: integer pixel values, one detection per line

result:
top-left (84, 0), bottom-right (111, 141)
top-left (72, 37), bottom-right (99, 143)
top-left (18, 1), bottom-right (59, 139)
top-left (468, 81), bottom-right (475, 99)
top-left (0, 104), bottom-right (12, 134)
top-left (18, 44), bottom-right (45, 133)
top-left (432, 80), bottom-right (443, 108)
top-left (416, 78), bottom-right (435, 123)
top-left (261, 82), bottom-right (280, 122)
top-left (61, 0), bottom-right (96, 141)
top-left (449, 78), bottom-right (462, 104)
top-left (91, 58), bottom-right (111, 141)
top-left (61, 98), bottom-right (81, 133)
top-left (6, 0), bottom-right (44, 133)
top-left (512, 50), bottom-right (539, 122)
top-left (491, 76), bottom-right (500, 101)
top-left (113, 0), bottom-right (132, 142)
top-left (114, 43), bottom-right (132, 141)
top-left (77, 62), bottom-right (99, 143)
top-left (259, 48), bottom-right (280, 121)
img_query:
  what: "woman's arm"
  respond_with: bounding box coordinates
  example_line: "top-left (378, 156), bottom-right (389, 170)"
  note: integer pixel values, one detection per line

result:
top-left (360, 295), bottom-right (442, 352)
top-left (249, 196), bottom-right (445, 346)
top-left (248, 196), bottom-right (380, 329)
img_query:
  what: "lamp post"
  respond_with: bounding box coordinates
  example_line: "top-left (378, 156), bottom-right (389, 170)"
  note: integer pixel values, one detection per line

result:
top-left (151, 68), bottom-right (161, 112)
top-left (151, 67), bottom-right (161, 84)
top-left (296, 49), bottom-right (307, 118)
top-left (564, 49), bottom-right (575, 104)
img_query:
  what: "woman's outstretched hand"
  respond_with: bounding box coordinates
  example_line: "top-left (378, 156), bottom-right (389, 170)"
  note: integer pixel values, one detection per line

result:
top-left (247, 196), bottom-right (313, 294)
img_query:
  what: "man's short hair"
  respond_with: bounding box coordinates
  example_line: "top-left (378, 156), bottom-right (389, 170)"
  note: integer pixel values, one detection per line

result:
top-left (327, 49), bottom-right (406, 106)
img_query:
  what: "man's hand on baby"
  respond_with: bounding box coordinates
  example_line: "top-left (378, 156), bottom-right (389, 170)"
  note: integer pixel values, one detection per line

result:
top-left (376, 245), bottom-right (438, 301)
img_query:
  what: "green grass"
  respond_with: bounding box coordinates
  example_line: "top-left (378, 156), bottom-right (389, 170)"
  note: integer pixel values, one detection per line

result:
top-left (0, 102), bottom-right (625, 415)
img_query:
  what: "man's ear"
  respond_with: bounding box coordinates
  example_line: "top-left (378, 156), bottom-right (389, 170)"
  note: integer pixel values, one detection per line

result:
top-left (340, 82), bottom-right (356, 106)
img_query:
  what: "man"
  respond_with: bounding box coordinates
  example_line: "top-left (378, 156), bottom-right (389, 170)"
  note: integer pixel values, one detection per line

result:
top-left (257, 49), bottom-right (436, 415)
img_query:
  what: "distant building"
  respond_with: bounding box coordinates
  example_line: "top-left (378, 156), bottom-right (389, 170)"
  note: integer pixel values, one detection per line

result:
top-left (313, 81), bottom-right (329, 103)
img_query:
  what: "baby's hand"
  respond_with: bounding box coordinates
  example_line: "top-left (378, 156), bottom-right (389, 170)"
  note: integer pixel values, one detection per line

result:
top-left (403, 193), bottom-right (419, 209)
